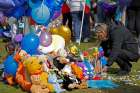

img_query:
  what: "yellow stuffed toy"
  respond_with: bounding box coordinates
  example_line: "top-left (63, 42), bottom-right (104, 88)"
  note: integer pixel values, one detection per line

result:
top-left (24, 56), bottom-right (55, 93)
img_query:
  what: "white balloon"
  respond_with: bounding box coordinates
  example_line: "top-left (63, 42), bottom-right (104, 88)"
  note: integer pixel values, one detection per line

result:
top-left (38, 35), bottom-right (65, 54)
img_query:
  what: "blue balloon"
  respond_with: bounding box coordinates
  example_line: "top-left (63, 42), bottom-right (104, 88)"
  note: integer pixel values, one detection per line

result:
top-left (29, 0), bottom-right (42, 9)
top-left (0, 0), bottom-right (15, 9)
top-left (13, 0), bottom-right (27, 7)
top-left (12, 6), bottom-right (25, 19)
top-left (45, 0), bottom-right (55, 9)
top-left (54, 0), bottom-right (64, 10)
top-left (4, 55), bottom-right (18, 76)
top-left (31, 4), bottom-right (51, 24)
top-left (21, 32), bottom-right (40, 53)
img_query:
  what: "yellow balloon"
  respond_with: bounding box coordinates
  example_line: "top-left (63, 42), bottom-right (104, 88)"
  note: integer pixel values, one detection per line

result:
top-left (49, 27), bottom-right (59, 35)
top-left (58, 25), bottom-right (71, 44)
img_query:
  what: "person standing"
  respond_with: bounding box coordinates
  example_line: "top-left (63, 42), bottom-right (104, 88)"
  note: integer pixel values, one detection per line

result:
top-left (67, 0), bottom-right (85, 43)
top-left (82, 1), bottom-right (91, 42)
top-left (126, 0), bottom-right (140, 54)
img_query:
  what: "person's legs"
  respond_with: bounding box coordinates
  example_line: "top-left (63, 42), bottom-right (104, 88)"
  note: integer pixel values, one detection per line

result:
top-left (82, 13), bottom-right (90, 42)
top-left (71, 11), bottom-right (82, 42)
top-left (62, 13), bottom-right (68, 26)
top-left (67, 12), bottom-right (72, 33)
top-left (127, 9), bottom-right (136, 36)
top-left (115, 49), bottom-right (139, 75)
top-left (67, 12), bottom-right (73, 39)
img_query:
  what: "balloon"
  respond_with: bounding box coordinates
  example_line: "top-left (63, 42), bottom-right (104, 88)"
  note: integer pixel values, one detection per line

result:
top-left (29, 0), bottom-right (42, 9)
top-left (0, 0), bottom-right (26, 11)
top-left (45, 0), bottom-right (63, 9)
top-left (54, 0), bottom-right (64, 10)
top-left (49, 27), bottom-right (59, 35)
top-left (0, 12), bottom-right (5, 24)
top-left (31, 4), bottom-right (50, 24)
top-left (38, 35), bottom-right (65, 54)
top-left (15, 34), bottom-right (23, 42)
top-left (58, 25), bottom-right (71, 44)
top-left (45, 0), bottom-right (55, 9)
top-left (51, 10), bottom-right (61, 21)
top-left (40, 31), bottom-right (52, 47)
top-left (12, 6), bottom-right (25, 19)
top-left (21, 33), bottom-right (40, 53)
top-left (0, 0), bottom-right (15, 9)
top-left (4, 55), bottom-right (18, 76)
top-left (13, 0), bottom-right (26, 7)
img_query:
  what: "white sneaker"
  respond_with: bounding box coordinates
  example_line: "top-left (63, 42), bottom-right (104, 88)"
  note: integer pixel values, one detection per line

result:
top-left (83, 38), bottom-right (90, 43)
top-left (76, 39), bottom-right (80, 43)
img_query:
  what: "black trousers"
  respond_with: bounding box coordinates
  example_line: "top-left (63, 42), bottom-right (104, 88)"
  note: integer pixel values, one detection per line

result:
top-left (62, 13), bottom-right (72, 32)
top-left (115, 49), bottom-right (139, 71)
top-left (127, 8), bottom-right (140, 37)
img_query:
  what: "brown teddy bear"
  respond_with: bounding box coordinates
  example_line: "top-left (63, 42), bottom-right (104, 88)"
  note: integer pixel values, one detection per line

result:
top-left (30, 74), bottom-right (50, 93)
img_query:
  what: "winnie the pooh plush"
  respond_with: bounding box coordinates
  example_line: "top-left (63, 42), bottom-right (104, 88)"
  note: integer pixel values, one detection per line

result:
top-left (24, 56), bottom-right (55, 93)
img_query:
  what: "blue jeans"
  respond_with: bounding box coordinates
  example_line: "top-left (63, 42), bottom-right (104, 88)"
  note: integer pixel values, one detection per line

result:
top-left (71, 11), bottom-right (82, 40)
top-left (82, 13), bottom-right (90, 39)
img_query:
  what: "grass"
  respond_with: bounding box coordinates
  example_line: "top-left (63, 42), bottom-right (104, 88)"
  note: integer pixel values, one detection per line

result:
top-left (0, 36), bottom-right (140, 93)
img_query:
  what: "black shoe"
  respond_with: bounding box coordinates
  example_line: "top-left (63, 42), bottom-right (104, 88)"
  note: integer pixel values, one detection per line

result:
top-left (117, 70), bottom-right (130, 76)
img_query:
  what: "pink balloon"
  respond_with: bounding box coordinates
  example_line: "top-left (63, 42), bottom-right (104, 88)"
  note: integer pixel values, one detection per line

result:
top-left (39, 31), bottom-right (52, 47)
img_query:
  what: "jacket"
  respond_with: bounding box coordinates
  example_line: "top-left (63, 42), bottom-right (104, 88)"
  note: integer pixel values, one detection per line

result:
top-left (101, 24), bottom-right (139, 66)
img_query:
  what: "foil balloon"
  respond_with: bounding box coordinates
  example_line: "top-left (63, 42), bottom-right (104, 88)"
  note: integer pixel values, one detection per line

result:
top-left (29, 0), bottom-right (42, 9)
top-left (38, 35), bottom-right (65, 54)
top-left (31, 4), bottom-right (50, 24)
top-left (49, 27), bottom-right (59, 35)
top-left (59, 25), bottom-right (71, 44)
top-left (39, 31), bottom-right (52, 47)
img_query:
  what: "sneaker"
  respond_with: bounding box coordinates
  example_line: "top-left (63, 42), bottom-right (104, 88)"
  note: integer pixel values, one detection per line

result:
top-left (75, 39), bottom-right (80, 43)
top-left (83, 38), bottom-right (90, 43)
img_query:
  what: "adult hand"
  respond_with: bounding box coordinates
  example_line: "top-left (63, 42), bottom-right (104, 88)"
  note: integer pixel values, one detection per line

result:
top-left (102, 66), bottom-right (109, 72)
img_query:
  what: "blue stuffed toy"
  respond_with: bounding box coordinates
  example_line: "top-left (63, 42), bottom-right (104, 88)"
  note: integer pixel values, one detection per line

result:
top-left (48, 71), bottom-right (65, 93)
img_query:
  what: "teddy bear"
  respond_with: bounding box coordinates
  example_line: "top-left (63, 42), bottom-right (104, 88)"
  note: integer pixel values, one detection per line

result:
top-left (30, 72), bottom-right (54, 93)
top-left (23, 56), bottom-right (55, 93)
